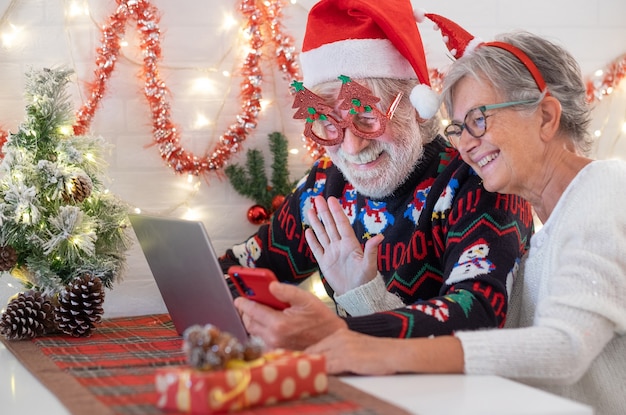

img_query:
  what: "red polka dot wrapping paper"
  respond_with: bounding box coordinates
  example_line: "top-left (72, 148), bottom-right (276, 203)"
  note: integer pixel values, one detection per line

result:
top-left (155, 350), bottom-right (328, 414)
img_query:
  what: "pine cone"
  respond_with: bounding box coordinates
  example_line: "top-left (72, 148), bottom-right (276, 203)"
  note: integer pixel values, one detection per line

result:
top-left (0, 290), bottom-right (55, 340)
top-left (62, 173), bottom-right (93, 203)
top-left (182, 324), bottom-right (264, 371)
top-left (183, 324), bottom-right (245, 370)
top-left (242, 336), bottom-right (264, 361)
top-left (54, 273), bottom-right (105, 337)
top-left (0, 245), bottom-right (18, 271)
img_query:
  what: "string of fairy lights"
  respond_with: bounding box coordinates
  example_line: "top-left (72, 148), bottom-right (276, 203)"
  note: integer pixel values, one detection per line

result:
top-left (0, 0), bottom-right (625, 219)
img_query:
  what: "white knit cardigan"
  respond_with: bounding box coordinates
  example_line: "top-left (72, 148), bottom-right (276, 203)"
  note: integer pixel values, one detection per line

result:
top-left (457, 160), bottom-right (626, 415)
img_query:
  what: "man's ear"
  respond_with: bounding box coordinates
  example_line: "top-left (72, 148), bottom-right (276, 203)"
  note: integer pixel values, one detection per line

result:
top-left (538, 96), bottom-right (562, 142)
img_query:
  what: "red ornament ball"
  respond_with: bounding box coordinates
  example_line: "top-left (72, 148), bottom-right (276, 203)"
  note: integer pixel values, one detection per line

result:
top-left (247, 205), bottom-right (269, 225)
top-left (271, 194), bottom-right (285, 212)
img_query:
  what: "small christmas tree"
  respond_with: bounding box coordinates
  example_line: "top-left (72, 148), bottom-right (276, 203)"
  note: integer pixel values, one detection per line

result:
top-left (0, 67), bottom-right (132, 339)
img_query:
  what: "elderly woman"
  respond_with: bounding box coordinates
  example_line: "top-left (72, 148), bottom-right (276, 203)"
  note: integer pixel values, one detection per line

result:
top-left (304, 31), bottom-right (626, 415)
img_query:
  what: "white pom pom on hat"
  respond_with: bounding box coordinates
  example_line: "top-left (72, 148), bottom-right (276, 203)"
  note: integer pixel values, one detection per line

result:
top-left (413, 7), bottom-right (427, 23)
top-left (412, 8), bottom-right (487, 119)
top-left (410, 84), bottom-right (440, 120)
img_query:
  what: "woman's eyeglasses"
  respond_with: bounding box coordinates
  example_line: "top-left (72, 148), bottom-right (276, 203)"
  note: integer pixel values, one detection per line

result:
top-left (444, 100), bottom-right (537, 148)
top-left (291, 76), bottom-right (403, 146)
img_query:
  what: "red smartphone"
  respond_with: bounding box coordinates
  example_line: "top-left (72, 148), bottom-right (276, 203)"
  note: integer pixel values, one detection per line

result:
top-left (227, 266), bottom-right (289, 310)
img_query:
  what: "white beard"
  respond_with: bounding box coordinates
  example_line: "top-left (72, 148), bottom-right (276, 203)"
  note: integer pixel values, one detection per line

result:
top-left (329, 135), bottom-right (424, 199)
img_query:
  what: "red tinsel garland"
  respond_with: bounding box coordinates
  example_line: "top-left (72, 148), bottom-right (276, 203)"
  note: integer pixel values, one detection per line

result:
top-left (72, 0), bottom-right (306, 177)
top-left (586, 53), bottom-right (626, 104)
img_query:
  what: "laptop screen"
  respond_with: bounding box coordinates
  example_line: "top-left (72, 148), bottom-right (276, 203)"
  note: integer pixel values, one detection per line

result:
top-left (128, 214), bottom-right (249, 342)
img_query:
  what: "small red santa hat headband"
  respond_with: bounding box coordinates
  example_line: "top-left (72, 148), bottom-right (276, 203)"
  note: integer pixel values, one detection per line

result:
top-left (419, 12), bottom-right (550, 95)
top-left (299, 0), bottom-right (440, 120)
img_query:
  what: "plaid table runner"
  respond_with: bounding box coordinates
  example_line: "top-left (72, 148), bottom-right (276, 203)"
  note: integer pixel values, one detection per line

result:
top-left (2, 314), bottom-right (411, 415)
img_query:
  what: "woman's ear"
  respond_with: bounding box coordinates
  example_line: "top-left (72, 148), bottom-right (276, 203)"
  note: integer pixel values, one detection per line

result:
top-left (538, 96), bottom-right (562, 142)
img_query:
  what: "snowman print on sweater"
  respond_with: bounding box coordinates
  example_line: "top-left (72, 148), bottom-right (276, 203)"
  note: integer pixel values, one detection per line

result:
top-left (404, 178), bottom-right (434, 225)
top-left (432, 178), bottom-right (459, 219)
top-left (232, 235), bottom-right (262, 268)
top-left (447, 238), bottom-right (496, 285)
top-left (339, 184), bottom-right (358, 225)
top-left (357, 200), bottom-right (395, 236)
top-left (298, 171), bottom-right (326, 225)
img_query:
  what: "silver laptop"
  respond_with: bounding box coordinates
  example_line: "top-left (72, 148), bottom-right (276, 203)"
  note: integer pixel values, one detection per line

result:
top-left (128, 214), bottom-right (249, 342)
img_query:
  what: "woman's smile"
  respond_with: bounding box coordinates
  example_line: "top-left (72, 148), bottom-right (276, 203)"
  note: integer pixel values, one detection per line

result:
top-left (477, 151), bottom-right (500, 168)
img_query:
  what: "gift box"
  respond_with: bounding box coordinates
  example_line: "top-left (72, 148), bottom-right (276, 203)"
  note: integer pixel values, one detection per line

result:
top-left (155, 350), bottom-right (328, 413)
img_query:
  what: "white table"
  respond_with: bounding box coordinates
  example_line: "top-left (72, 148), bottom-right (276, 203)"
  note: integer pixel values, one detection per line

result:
top-left (0, 275), bottom-right (593, 415)
top-left (341, 375), bottom-right (592, 415)
top-left (1, 341), bottom-right (69, 413)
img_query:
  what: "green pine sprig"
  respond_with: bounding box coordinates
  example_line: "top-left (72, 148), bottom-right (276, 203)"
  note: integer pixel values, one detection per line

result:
top-left (225, 132), bottom-right (295, 211)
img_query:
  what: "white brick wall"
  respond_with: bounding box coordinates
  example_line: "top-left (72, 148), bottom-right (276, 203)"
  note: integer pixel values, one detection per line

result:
top-left (0, 0), bottom-right (625, 315)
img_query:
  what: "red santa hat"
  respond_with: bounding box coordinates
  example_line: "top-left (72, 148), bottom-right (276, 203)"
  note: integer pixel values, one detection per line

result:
top-left (299, 0), bottom-right (440, 120)
top-left (418, 12), bottom-right (549, 94)
top-left (415, 11), bottom-right (484, 59)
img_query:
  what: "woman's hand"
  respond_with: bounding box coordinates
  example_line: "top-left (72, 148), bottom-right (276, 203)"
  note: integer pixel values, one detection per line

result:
top-left (305, 195), bottom-right (383, 295)
top-left (306, 329), bottom-right (465, 375)
top-left (305, 328), bottom-right (401, 375)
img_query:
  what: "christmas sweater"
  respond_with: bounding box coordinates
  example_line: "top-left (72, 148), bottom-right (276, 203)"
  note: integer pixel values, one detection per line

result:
top-left (220, 137), bottom-right (534, 338)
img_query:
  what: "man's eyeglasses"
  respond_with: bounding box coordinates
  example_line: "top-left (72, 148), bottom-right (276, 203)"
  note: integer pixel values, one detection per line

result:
top-left (443, 100), bottom-right (537, 148)
top-left (291, 76), bottom-right (403, 146)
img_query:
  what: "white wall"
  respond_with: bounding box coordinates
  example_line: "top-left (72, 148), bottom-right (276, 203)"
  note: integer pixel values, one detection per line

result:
top-left (0, 0), bottom-right (625, 316)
